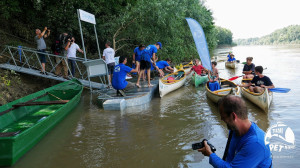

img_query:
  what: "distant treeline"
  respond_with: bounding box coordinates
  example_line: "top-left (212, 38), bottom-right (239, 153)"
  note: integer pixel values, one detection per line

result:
top-left (215, 26), bottom-right (233, 46)
top-left (234, 25), bottom-right (300, 45)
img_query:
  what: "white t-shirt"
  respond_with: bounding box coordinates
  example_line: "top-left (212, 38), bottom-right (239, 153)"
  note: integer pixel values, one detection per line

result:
top-left (103, 47), bottom-right (115, 64)
top-left (67, 43), bottom-right (80, 58)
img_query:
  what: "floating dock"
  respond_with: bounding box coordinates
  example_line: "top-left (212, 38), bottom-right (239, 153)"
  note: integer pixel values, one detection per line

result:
top-left (99, 79), bottom-right (159, 111)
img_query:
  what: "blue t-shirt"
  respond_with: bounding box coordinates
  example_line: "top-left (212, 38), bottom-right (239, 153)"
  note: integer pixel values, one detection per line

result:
top-left (141, 45), bottom-right (157, 62)
top-left (209, 122), bottom-right (272, 168)
top-left (112, 63), bottom-right (132, 90)
top-left (251, 76), bottom-right (273, 86)
top-left (227, 57), bottom-right (236, 62)
top-left (134, 47), bottom-right (144, 62)
top-left (156, 61), bottom-right (169, 69)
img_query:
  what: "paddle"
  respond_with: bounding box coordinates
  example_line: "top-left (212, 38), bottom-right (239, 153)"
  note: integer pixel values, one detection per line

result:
top-left (269, 88), bottom-right (291, 93)
top-left (228, 75), bottom-right (243, 81)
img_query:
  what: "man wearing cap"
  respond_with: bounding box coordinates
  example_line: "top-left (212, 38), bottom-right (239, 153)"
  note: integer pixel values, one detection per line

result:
top-left (136, 42), bottom-right (162, 88)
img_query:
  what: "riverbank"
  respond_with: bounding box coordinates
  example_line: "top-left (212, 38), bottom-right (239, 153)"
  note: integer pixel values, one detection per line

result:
top-left (0, 69), bottom-right (59, 105)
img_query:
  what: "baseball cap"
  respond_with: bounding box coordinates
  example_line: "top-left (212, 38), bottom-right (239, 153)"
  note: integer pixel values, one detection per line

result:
top-left (156, 42), bottom-right (162, 49)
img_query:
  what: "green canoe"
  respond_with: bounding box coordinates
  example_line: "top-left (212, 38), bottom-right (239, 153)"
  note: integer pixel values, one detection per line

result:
top-left (191, 73), bottom-right (208, 87)
top-left (0, 79), bottom-right (83, 166)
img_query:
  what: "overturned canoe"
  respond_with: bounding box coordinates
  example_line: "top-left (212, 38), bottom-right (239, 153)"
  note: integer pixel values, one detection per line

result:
top-left (205, 78), bottom-right (240, 103)
top-left (159, 70), bottom-right (187, 97)
top-left (240, 79), bottom-right (273, 112)
top-left (0, 79), bottom-right (83, 166)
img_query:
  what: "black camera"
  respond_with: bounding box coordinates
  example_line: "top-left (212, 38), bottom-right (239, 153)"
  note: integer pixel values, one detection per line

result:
top-left (192, 139), bottom-right (216, 152)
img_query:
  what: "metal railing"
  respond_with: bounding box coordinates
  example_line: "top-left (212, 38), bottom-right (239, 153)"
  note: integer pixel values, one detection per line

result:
top-left (0, 45), bottom-right (109, 90)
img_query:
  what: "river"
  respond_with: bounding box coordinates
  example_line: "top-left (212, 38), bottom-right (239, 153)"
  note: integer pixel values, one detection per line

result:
top-left (14, 45), bottom-right (300, 168)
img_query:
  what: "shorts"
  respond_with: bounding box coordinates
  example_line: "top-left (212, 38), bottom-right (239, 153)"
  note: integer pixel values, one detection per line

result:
top-left (107, 62), bottom-right (115, 75)
top-left (140, 60), bottom-right (151, 70)
top-left (38, 49), bottom-right (46, 63)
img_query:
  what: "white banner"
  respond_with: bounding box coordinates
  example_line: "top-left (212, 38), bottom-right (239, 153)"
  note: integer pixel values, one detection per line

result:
top-left (79, 9), bottom-right (96, 24)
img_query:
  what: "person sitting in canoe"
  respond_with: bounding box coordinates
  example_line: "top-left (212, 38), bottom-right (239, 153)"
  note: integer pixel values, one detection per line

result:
top-left (227, 51), bottom-right (232, 59)
top-left (208, 61), bottom-right (220, 91)
top-left (227, 54), bottom-right (236, 62)
top-left (208, 61), bottom-right (219, 82)
top-left (155, 58), bottom-right (174, 75)
top-left (187, 59), bottom-right (207, 75)
top-left (112, 56), bottom-right (139, 96)
top-left (239, 66), bottom-right (274, 93)
top-left (242, 57), bottom-right (255, 79)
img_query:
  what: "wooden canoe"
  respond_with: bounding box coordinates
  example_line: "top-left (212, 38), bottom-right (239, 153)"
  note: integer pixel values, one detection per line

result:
top-left (0, 79), bottom-right (83, 166)
top-left (191, 72), bottom-right (208, 87)
top-left (159, 70), bottom-right (187, 97)
top-left (205, 78), bottom-right (241, 103)
top-left (225, 61), bottom-right (237, 69)
top-left (240, 79), bottom-right (273, 112)
top-left (174, 61), bottom-right (193, 79)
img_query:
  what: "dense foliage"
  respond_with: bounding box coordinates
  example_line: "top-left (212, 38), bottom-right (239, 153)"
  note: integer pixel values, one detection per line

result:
top-left (215, 26), bottom-right (233, 45)
top-left (234, 25), bottom-right (300, 45)
top-left (0, 0), bottom-right (225, 63)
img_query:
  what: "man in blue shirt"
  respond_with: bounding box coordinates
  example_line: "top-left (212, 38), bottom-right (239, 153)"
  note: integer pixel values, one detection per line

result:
top-left (136, 42), bottom-right (162, 88)
top-left (156, 58), bottom-right (174, 74)
top-left (133, 44), bottom-right (146, 76)
top-left (199, 95), bottom-right (272, 168)
top-left (227, 54), bottom-right (236, 62)
top-left (112, 56), bottom-right (138, 95)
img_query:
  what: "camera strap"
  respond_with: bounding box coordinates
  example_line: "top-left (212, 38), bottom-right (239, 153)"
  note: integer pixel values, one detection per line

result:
top-left (222, 130), bottom-right (233, 161)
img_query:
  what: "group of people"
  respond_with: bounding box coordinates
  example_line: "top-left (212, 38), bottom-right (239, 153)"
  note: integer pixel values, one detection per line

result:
top-left (240, 56), bottom-right (275, 93)
top-left (35, 27), bottom-right (83, 79)
top-left (197, 52), bottom-right (274, 167)
top-left (111, 42), bottom-right (176, 94)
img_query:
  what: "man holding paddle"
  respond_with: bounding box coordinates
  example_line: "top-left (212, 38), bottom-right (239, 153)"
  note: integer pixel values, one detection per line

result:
top-left (199, 95), bottom-right (272, 167)
top-left (239, 66), bottom-right (274, 93)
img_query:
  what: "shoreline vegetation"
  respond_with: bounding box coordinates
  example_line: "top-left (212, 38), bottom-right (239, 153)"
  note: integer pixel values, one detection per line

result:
top-left (234, 25), bottom-right (300, 45)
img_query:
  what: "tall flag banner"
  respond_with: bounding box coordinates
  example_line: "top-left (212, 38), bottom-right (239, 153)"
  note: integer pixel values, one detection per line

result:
top-left (186, 18), bottom-right (212, 71)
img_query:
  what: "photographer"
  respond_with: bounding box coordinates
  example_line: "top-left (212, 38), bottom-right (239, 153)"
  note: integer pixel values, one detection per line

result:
top-left (65, 37), bottom-right (83, 77)
top-left (55, 33), bottom-right (70, 79)
top-left (35, 27), bottom-right (50, 74)
top-left (199, 95), bottom-right (272, 168)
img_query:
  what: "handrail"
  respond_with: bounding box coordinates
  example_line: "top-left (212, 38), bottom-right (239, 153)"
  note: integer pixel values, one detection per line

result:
top-left (0, 45), bottom-right (109, 91)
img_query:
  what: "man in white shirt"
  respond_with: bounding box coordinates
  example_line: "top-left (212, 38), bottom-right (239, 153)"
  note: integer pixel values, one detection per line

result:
top-left (102, 41), bottom-right (115, 83)
top-left (65, 37), bottom-right (83, 77)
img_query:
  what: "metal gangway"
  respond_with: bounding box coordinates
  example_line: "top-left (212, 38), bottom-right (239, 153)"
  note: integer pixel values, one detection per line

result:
top-left (0, 45), bottom-right (110, 91)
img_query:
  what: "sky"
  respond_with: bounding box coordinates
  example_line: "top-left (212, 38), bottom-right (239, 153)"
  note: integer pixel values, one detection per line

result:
top-left (204, 0), bottom-right (300, 39)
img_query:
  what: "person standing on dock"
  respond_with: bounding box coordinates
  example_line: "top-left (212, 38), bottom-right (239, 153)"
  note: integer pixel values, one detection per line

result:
top-left (198, 95), bottom-right (272, 167)
top-left (136, 42), bottom-right (162, 88)
top-left (55, 33), bottom-right (71, 79)
top-left (65, 37), bottom-right (84, 77)
top-left (242, 57), bottom-right (255, 79)
top-left (112, 56), bottom-right (138, 96)
top-left (102, 41), bottom-right (115, 84)
top-left (133, 44), bottom-right (146, 76)
top-left (35, 27), bottom-right (50, 74)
